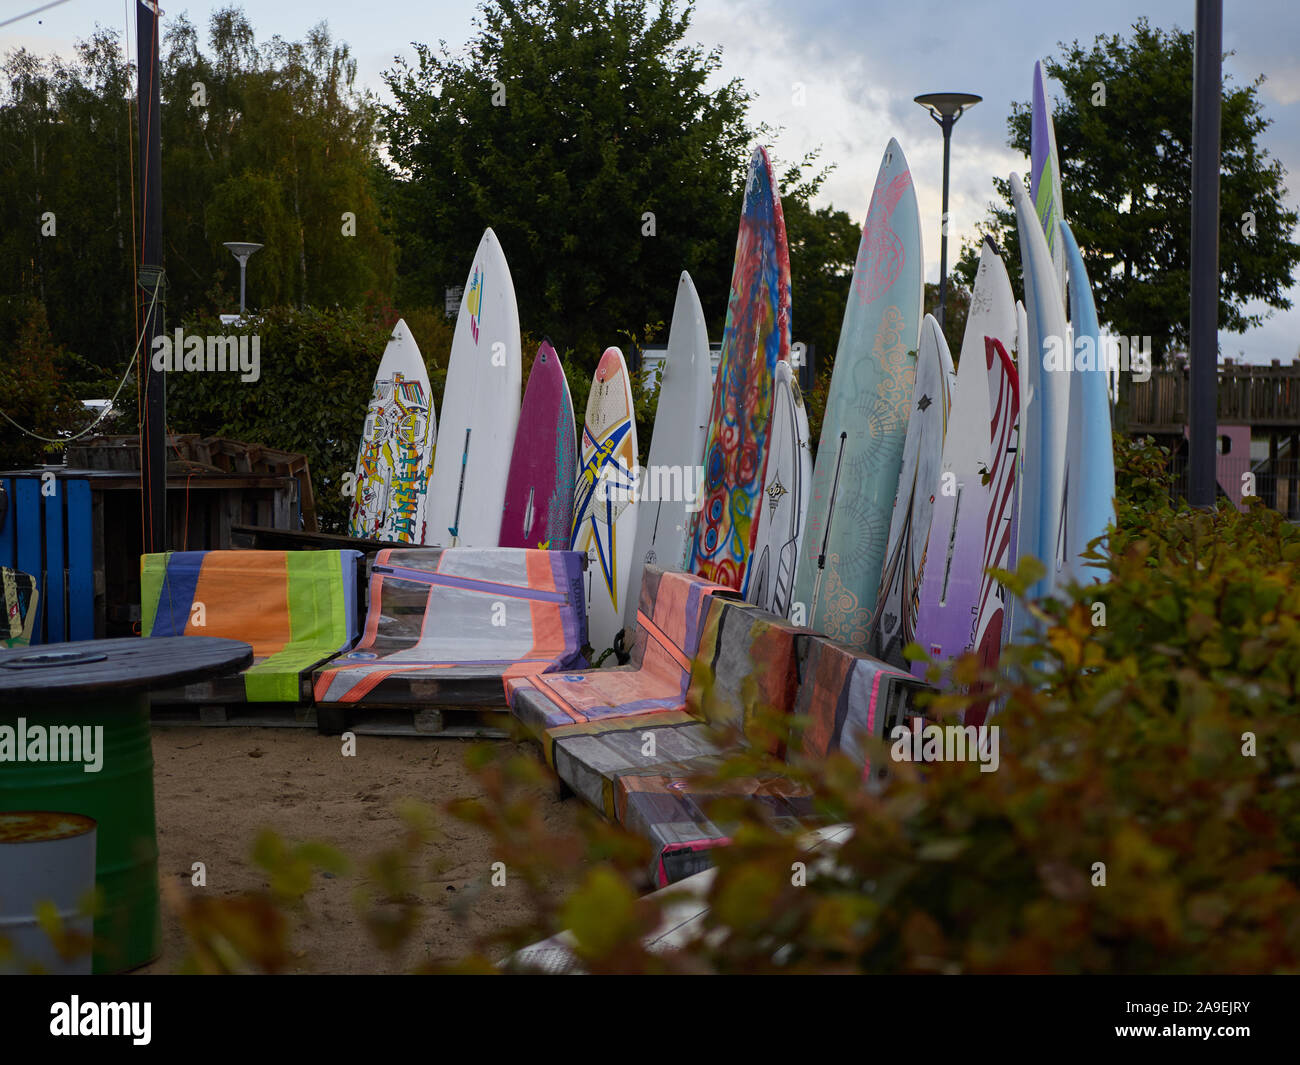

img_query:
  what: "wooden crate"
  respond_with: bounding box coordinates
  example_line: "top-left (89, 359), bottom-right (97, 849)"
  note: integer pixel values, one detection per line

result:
top-left (0, 466), bottom-right (301, 640)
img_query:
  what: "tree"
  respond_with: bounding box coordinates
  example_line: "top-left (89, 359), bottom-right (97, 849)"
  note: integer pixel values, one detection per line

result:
top-left (160, 11), bottom-right (396, 314)
top-left (0, 296), bottom-right (85, 468)
top-left (0, 33), bottom-right (138, 371)
top-left (923, 280), bottom-right (971, 359)
top-left (0, 12), bottom-right (395, 381)
top-left (955, 19), bottom-right (1300, 428)
top-left (382, 0), bottom-right (758, 368)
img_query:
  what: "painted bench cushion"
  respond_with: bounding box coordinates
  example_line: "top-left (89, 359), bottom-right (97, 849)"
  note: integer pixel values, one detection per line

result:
top-left (507, 567), bottom-right (735, 733)
top-left (141, 549), bottom-right (361, 703)
top-left (312, 547), bottom-right (586, 707)
top-left (686, 597), bottom-right (812, 755)
top-left (617, 770), bottom-right (812, 887)
top-left (545, 708), bottom-right (720, 816)
top-left (793, 636), bottom-right (930, 774)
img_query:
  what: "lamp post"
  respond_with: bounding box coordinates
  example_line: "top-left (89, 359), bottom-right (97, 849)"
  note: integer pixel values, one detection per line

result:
top-left (914, 92), bottom-right (982, 329)
top-left (222, 241), bottom-right (263, 315)
top-left (1188, 0), bottom-right (1222, 510)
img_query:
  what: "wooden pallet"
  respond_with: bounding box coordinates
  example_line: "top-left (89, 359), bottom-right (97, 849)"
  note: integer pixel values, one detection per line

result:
top-left (315, 705), bottom-right (513, 740)
top-left (151, 702), bottom-right (317, 728)
top-left (151, 700), bottom-right (513, 740)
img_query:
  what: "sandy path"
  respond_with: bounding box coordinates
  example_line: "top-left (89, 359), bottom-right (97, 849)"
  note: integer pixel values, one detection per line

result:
top-left (138, 726), bottom-right (585, 974)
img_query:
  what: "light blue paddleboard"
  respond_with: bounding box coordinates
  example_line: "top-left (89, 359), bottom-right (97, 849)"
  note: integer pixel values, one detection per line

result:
top-left (1060, 220), bottom-right (1115, 582)
top-left (1011, 172), bottom-right (1070, 617)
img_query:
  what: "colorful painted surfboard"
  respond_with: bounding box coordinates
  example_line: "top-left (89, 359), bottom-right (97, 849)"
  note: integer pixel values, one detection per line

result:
top-left (1031, 60), bottom-right (1067, 304)
top-left (791, 138), bottom-right (922, 649)
top-left (500, 340), bottom-right (577, 549)
top-left (912, 240), bottom-right (1016, 677)
top-left (1011, 172), bottom-right (1070, 612)
top-left (426, 228), bottom-right (522, 547)
top-left (624, 272), bottom-right (712, 632)
top-left (747, 360), bottom-right (811, 618)
top-left (870, 314), bottom-right (954, 667)
top-left (1060, 220), bottom-right (1115, 581)
top-left (685, 145), bottom-right (791, 594)
top-left (348, 319), bottom-right (436, 543)
top-left (572, 347), bottom-right (639, 653)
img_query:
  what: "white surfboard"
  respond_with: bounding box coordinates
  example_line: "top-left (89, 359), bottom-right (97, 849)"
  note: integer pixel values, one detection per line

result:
top-left (911, 240), bottom-right (1016, 675)
top-left (747, 360), bottom-right (811, 618)
top-left (869, 314), bottom-right (954, 667)
top-left (425, 228), bottom-right (522, 547)
top-left (572, 347), bottom-right (639, 654)
top-left (348, 319), bottom-right (436, 543)
top-left (624, 272), bottom-right (712, 632)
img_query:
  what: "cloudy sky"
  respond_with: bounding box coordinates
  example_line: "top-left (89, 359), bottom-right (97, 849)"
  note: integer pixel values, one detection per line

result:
top-left (7, 0), bottom-right (1299, 361)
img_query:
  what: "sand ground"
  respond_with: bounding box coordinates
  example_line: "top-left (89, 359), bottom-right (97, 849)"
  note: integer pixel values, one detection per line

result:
top-left (137, 726), bottom-right (585, 974)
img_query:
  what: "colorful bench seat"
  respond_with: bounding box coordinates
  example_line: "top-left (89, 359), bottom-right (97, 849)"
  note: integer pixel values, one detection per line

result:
top-left (312, 547), bottom-right (586, 711)
top-left (686, 596), bottom-right (812, 755)
top-left (508, 569), bottom-right (813, 883)
top-left (508, 566), bottom-right (932, 884)
top-left (141, 549), bottom-right (362, 703)
top-left (792, 636), bottom-right (931, 776)
top-left (619, 769), bottom-right (811, 886)
top-left (507, 567), bottom-right (737, 736)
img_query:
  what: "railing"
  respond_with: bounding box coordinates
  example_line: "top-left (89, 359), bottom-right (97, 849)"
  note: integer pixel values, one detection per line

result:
top-left (1129, 360), bottom-right (1300, 431)
top-left (1167, 454), bottom-right (1300, 520)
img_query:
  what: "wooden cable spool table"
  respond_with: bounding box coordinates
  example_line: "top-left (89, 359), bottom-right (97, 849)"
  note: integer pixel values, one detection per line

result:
top-left (0, 637), bottom-right (252, 972)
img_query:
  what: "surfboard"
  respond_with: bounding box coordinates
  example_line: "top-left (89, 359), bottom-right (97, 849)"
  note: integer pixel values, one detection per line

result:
top-left (1031, 60), bottom-right (1067, 304)
top-left (966, 334), bottom-right (1021, 724)
top-left (500, 340), bottom-right (576, 549)
top-left (348, 319), bottom-right (436, 543)
top-left (1060, 220), bottom-right (1115, 580)
top-left (685, 145), bottom-right (791, 594)
top-left (792, 138), bottom-right (922, 649)
top-left (425, 228), bottom-right (522, 547)
top-left (747, 360), bottom-right (811, 617)
top-left (572, 347), bottom-right (639, 653)
top-left (624, 272), bottom-right (712, 632)
top-left (870, 314), bottom-right (954, 667)
top-left (1011, 172), bottom-right (1070, 612)
top-left (910, 240), bottom-right (1017, 678)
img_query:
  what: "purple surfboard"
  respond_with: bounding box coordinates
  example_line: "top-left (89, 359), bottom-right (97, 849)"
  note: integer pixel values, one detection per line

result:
top-left (499, 341), bottom-right (577, 549)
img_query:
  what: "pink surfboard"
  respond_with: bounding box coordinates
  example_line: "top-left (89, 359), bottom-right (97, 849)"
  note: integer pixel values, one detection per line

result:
top-left (499, 340), bottom-right (577, 549)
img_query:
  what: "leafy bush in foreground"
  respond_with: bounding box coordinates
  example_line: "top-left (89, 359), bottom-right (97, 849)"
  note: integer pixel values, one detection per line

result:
top-left (443, 434), bottom-right (1300, 973)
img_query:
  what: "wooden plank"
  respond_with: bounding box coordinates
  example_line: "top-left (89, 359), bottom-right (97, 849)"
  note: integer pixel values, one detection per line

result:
top-left (0, 477), bottom-right (14, 569)
top-left (43, 480), bottom-right (67, 642)
top-left (15, 478), bottom-right (43, 643)
top-left (65, 478), bottom-right (95, 642)
top-left (273, 485), bottom-right (292, 530)
top-left (90, 487), bottom-right (106, 638)
top-left (230, 524), bottom-right (392, 553)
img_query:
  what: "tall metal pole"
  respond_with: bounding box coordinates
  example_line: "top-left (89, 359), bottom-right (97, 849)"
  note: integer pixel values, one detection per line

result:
top-left (915, 93), bottom-right (980, 331)
top-left (137, 1), bottom-right (166, 550)
top-left (1189, 0), bottom-right (1222, 508)
top-left (938, 115), bottom-right (953, 330)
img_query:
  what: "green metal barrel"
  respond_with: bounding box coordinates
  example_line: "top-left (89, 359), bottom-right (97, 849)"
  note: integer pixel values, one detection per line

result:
top-left (0, 693), bottom-right (159, 973)
top-left (0, 637), bottom-right (252, 975)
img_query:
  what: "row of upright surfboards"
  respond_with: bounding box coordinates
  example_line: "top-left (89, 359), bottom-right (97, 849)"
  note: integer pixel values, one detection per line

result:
top-left (346, 61), bottom-right (1116, 682)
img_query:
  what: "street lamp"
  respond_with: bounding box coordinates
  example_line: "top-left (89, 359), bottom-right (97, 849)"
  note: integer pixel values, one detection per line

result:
top-left (222, 241), bottom-right (263, 315)
top-left (914, 92), bottom-right (981, 329)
